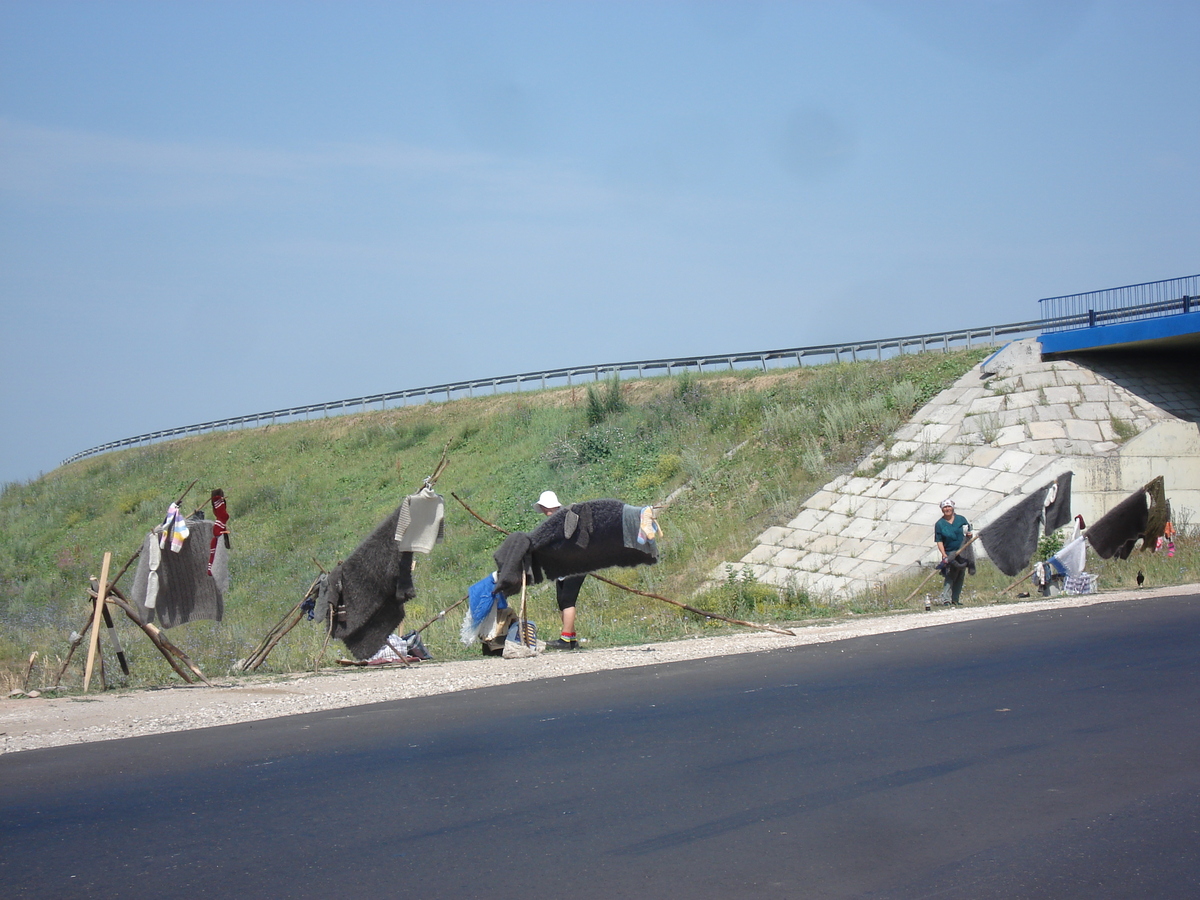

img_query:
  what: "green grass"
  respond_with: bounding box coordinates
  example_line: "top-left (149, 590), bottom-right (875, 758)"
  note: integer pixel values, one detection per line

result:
top-left (2, 347), bottom-right (1019, 692)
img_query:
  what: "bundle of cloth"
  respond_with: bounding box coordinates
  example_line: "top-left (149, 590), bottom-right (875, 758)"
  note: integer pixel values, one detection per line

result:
top-left (460, 572), bottom-right (519, 654)
top-left (978, 472), bottom-right (1074, 577)
top-left (130, 498), bottom-right (231, 629)
top-left (491, 499), bottom-right (659, 597)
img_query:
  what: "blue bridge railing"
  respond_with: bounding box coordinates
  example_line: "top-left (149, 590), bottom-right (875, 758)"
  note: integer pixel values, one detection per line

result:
top-left (1038, 274), bottom-right (1198, 333)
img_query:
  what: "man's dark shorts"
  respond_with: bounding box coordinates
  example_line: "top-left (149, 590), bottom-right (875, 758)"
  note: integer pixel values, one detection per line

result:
top-left (556, 574), bottom-right (586, 610)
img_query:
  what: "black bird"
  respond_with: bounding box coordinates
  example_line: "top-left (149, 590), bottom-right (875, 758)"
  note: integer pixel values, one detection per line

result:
top-left (1136, 570), bottom-right (1145, 587)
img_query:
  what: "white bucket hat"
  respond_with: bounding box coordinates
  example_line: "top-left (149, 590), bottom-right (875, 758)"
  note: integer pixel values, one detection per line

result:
top-left (940, 499), bottom-right (956, 509)
top-left (535, 490), bottom-right (562, 512)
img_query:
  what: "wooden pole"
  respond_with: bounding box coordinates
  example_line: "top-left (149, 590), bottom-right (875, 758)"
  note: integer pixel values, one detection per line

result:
top-left (175, 478), bottom-right (198, 508)
top-left (314, 604), bottom-right (334, 671)
top-left (104, 586), bottom-right (210, 685)
top-left (53, 624), bottom-right (87, 696)
top-left (83, 552), bottom-right (112, 692)
top-left (518, 570), bottom-right (530, 646)
top-left (22, 652), bottom-right (39, 692)
top-left (898, 567), bottom-right (942, 607)
top-left (105, 546), bottom-right (142, 592)
top-left (242, 604), bottom-right (305, 673)
top-left (53, 618), bottom-right (92, 689)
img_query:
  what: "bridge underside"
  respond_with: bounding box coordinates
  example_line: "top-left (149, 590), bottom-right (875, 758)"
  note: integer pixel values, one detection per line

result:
top-left (1039, 310), bottom-right (1200, 357)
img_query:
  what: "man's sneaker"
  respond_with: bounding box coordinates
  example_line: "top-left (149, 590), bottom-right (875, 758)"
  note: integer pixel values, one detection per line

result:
top-left (546, 638), bottom-right (579, 651)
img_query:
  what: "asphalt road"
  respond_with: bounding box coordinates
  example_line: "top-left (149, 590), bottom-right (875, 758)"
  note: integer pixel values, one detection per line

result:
top-left (3, 593), bottom-right (1199, 899)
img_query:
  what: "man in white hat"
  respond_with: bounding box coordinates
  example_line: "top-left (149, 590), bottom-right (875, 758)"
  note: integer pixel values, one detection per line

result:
top-left (536, 491), bottom-right (584, 649)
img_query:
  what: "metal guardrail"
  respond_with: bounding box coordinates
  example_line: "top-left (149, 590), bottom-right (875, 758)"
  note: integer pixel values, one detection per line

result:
top-left (61, 319), bottom-right (1045, 467)
top-left (1038, 274), bottom-right (1198, 332)
top-left (59, 277), bottom-right (1198, 469)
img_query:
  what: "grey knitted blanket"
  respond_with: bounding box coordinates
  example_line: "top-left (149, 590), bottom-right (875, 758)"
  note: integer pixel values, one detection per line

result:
top-left (317, 503), bottom-right (417, 660)
top-left (979, 485), bottom-right (1051, 577)
top-left (130, 519), bottom-right (228, 629)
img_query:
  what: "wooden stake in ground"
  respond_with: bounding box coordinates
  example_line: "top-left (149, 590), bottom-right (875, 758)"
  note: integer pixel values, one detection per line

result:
top-left (83, 552), bottom-right (112, 692)
top-left (103, 594), bottom-right (195, 685)
top-left (314, 604), bottom-right (335, 671)
top-left (518, 570), bottom-right (530, 646)
top-left (22, 652), bottom-right (39, 692)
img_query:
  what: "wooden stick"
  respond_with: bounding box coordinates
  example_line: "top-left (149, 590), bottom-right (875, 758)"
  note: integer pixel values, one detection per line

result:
top-left (83, 552), bottom-right (112, 692)
top-left (22, 652), bottom-right (39, 692)
top-left (427, 441), bottom-right (452, 486)
top-left (590, 573), bottom-right (795, 636)
top-left (452, 492), bottom-right (508, 535)
top-left (898, 567), bottom-right (942, 607)
top-left (106, 546), bottom-right (142, 592)
top-left (105, 586), bottom-right (210, 685)
top-left (314, 604), bottom-right (334, 671)
top-left (174, 480), bottom-right (196, 508)
top-left (1001, 569), bottom-right (1035, 595)
top-left (53, 617), bottom-right (93, 689)
top-left (410, 596), bottom-right (468, 636)
top-left (146, 623), bottom-right (211, 686)
top-left (242, 604), bottom-right (305, 673)
top-left (518, 570), bottom-right (530, 646)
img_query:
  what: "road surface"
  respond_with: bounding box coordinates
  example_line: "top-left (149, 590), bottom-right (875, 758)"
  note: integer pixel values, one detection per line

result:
top-left (3, 592), bottom-right (1198, 898)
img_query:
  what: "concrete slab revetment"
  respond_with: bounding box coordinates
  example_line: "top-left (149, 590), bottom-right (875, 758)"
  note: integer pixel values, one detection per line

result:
top-left (724, 339), bottom-right (1198, 600)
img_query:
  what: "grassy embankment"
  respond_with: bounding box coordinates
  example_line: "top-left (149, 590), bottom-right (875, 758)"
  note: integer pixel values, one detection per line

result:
top-left (1, 346), bottom-right (1193, 693)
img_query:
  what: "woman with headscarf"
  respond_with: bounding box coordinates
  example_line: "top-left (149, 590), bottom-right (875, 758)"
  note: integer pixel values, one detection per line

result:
top-left (934, 499), bottom-right (973, 606)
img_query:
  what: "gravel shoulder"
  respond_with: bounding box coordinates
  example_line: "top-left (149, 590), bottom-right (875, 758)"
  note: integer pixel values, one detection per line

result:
top-left (2, 584), bottom-right (1193, 755)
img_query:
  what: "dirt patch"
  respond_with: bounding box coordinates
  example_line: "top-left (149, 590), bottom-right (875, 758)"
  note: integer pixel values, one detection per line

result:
top-left (2, 584), bottom-right (1192, 755)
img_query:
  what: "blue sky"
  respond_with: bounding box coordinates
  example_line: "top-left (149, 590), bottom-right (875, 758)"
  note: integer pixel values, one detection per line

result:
top-left (2, 1), bottom-right (1197, 486)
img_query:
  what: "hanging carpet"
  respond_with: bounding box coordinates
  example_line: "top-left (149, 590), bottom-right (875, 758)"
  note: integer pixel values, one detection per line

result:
top-left (317, 503), bottom-right (417, 660)
top-left (1086, 485), bottom-right (1151, 560)
top-left (1043, 472), bottom-right (1074, 535)
top-left (978, 484), bottom-right (1052, 577)
top-left (493, 499), bottom-right (658, 597)
top-left (130, 518), bottom-right (229, 629)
